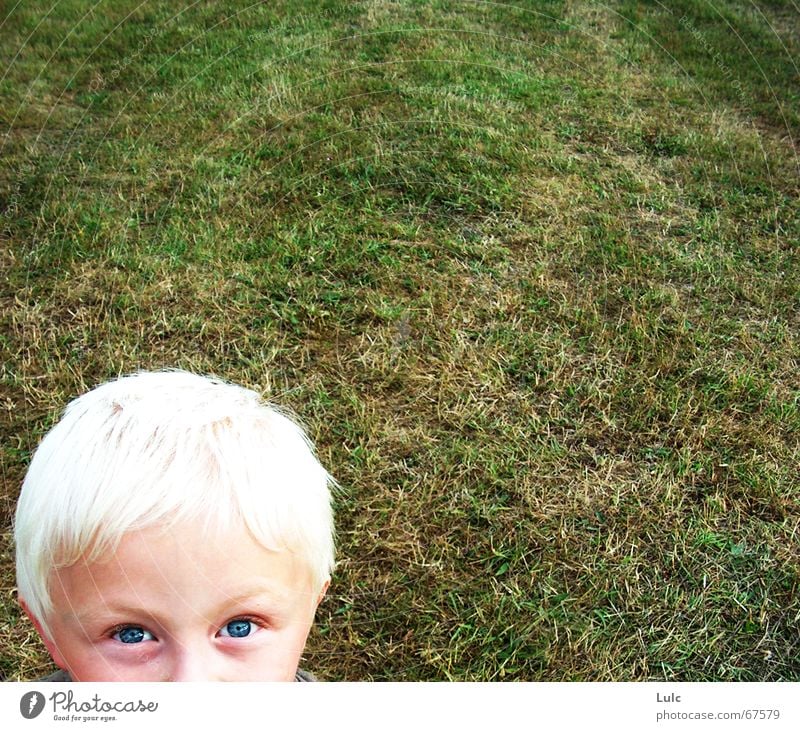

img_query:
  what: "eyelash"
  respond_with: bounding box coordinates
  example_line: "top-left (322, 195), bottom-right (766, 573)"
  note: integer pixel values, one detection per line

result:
top-left (219, 616), bottom-right (269, 637)
top-left (109, 624), bottom-right (155, 643)
top-left (109, 616), bottom-right (268, 642)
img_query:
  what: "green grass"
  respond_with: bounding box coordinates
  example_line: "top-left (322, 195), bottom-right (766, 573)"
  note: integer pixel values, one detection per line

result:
top-left (1, 0), bottom-right (798, 681)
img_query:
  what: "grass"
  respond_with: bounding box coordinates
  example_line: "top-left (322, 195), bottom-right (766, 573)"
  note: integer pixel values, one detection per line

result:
top-left (1, 0), bottom-right (798, 681)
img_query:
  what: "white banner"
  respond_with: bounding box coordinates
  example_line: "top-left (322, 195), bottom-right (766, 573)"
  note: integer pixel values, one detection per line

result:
top-left (1, 682), bottom-right (796, 731)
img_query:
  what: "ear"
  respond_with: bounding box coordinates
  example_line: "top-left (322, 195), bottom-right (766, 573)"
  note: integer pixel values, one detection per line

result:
top-left (20, 598), bottom-right (67, 670)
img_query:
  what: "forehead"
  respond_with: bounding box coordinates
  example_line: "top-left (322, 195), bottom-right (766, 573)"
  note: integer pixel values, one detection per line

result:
top-left (50, 520), bottom-right (317, 617)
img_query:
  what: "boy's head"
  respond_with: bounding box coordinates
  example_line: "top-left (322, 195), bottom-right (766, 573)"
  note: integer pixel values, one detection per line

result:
top-left (14, 370), bottom-right (335, 681)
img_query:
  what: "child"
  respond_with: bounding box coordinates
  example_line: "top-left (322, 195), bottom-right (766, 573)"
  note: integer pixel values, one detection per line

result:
top-left (14, 370), bottom-right (335, 681)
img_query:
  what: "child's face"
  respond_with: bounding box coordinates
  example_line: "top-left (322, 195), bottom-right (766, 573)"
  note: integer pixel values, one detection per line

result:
top-left (35, 519), bottom-right (327, 681)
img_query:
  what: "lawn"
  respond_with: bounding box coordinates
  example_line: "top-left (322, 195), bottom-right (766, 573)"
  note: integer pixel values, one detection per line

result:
top-left (1, 0), bottom-right (798, 681)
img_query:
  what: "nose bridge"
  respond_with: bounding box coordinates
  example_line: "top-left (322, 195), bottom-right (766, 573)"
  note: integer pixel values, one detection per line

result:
top-left (168, 637), bottom-right (221, 682)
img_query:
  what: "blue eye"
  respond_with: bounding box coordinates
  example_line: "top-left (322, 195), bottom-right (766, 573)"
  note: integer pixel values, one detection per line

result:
top-left (113, 626), bottom-right (154, 643)
top-left (219, 619), bottom-right (253, 638)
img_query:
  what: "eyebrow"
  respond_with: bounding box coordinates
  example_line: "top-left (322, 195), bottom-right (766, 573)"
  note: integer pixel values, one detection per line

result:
top-left (68, 605), bottom-right (160, 628)
top-left (69, 598), bottom-right (277, 630)
top-left (68, 581), bottom-right (306, 627)
top-left (220, 584), bottom-right (296, 612)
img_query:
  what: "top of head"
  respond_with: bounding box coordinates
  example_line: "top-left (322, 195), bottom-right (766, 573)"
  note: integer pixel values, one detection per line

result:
top-left (14, 370), bottom-right (335, 635)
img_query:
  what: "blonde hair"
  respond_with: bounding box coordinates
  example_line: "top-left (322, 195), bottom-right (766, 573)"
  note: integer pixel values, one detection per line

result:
top-left (14, 370), bottom-right (335, 639)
